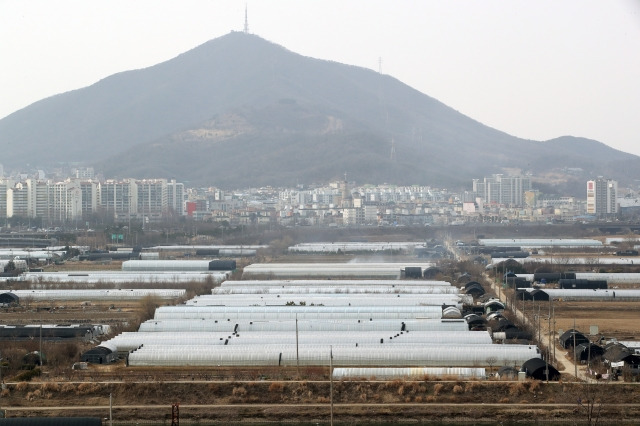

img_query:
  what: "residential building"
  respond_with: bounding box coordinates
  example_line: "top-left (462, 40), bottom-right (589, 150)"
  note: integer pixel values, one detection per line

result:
top-left (472, 174), bottom-right (532, 207)
top-left (587, 178), bottom-right (618, 217)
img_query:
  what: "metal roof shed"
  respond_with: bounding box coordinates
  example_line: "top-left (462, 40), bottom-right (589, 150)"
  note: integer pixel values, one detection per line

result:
top-left (521, 358), bottom-right (560, 381)
top-left (0, 292), bottom-right (19, 305)
top-left (80, 346), bottom-right (117, 364)
top-left (559, 329), bottom-right (590, 349)
top-left (496, 366), bottom-right (519, 379)
top-left (575, 343), bottom-right (605, 362)
top-left (604, 344), bottom-right (634, 363)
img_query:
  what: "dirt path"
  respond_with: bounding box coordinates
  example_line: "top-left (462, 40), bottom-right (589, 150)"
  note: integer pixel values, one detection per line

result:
top-left (486, 276), bottom-right (590, 381)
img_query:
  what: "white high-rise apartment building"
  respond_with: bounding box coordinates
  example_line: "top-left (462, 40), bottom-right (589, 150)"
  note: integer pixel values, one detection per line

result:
top-left (7, 183), bottom-right (29, 218)
top-left (99, 179), bottom-right (138, 221)
top-left (50, 180), bottom-right (83, 221)
top-left (137, 179), bottom-right (167, 221)
top-left (587, 178), bottom-right (617, 217)
top-left (0, 179), bottom-right (14, 218)
top-left (472, 174), bottom-right (532, 207)
top-left (167, 179), bottom-right (185, 217)
top-left (26, 179), bottom-right (51, 219)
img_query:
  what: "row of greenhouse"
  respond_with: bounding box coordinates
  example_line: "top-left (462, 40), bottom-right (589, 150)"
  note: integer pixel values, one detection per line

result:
top-left (287, 242), bottom-right (427, 253)
top-left (83, 271), bottom-right (541, 372)
top-left (241, 263), bottom-right (435, 279)
top-left (2, 289), bottom-right (186, 302)
top-left (516, 288), bottom-right (640, 301)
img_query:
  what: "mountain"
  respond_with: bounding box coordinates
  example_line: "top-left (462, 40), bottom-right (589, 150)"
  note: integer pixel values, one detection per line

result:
top-left (1, 32), bottom-right (638, 189)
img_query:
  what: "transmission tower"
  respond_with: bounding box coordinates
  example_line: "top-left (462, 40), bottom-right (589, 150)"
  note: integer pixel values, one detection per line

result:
top-left (390, 138), bottom-right (396, 161)
top-left (244, 4), bottom-right (249, 33)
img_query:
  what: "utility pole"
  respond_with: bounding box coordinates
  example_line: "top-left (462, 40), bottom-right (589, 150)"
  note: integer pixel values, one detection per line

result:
top-left (573, 318), bottom-right (578, 380)
top-left (109, 393), bottom-right (113, 426)
top-left (295, 314), bottom-right (300, 378)
top-left (330, 346), bottom-right (334, 426)
top-left (39, 324), bottom-right (43, 367)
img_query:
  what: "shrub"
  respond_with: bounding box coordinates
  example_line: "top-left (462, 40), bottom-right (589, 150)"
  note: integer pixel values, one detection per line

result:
top-left (13, 368), bottom-right (41, 382)
top-left (268, 382), bottom-right (285, 393)
top-left (232, 386), bottom-right (247, 397)
top-left (452, 385), bottom-right (463, 394)
top-left (60, 383), bottom-right (76, 393)
top-left (41, 382), bottom-right (60, 393)
top-left (15, 382), bottom-right (29, 392)
top-left (433, 383), bottom-right (444, 396)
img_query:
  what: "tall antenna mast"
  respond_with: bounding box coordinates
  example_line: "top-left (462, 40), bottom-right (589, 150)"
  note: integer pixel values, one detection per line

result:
top-left (390, 138), bottom-right (396, 161)
top-left (244, 4), bottom-right (249, 34)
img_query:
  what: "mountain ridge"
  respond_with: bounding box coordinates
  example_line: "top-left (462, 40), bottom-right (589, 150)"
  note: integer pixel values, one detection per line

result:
top-left (0, 32), bottom-right (637, 189)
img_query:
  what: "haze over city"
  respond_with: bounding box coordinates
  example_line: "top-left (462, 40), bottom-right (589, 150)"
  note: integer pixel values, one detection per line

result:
top-left (1, 0), bottom-right (639, 157)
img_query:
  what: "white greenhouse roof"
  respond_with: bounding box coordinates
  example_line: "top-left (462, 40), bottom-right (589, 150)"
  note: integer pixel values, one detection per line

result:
top-left (220, 279), bottom-right (450, 287)
top-left (242, 263), bottom-right (435, 279)
top-left (122, 260), bottom-right (216, 271)
top-left (535, 289), bottom-right (640, 300)
top-left (187, 293), bottom-right (465, 307)
top-left (212, 286), bottom-right (460, 295)
top-left (490, 257), bottom-right (640, 267)
top-left (9, 289), bottom-right (186, 301)
top-left (128, 344), bottom-right (539, 367)
top-left (23, 271), bottom-right (229, 284)
top-left (479, 239), bottom-right (603, 248)
top-left (102, 330), bottom-right (492, 352)
top-left (146, 245), bottom-right (267, 251)
top-left (138, 319), bottom-right (469, 333)
top-left (153, 305), bottom-right (445, 321)
top-left (288, 242), bottom-right (426, 253)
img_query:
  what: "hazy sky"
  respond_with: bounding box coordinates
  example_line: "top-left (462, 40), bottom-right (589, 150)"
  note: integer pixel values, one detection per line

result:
top-left (2, 0), bottom-right (639, 156)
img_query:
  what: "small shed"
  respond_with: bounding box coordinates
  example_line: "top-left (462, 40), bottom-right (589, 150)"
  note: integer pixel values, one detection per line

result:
top-left (423, 266), bottom-right (442, 279)
top-left (464, 314), bottom-right (486, 328)
top-left (559, 329), bottom-right (590, 349)
top-left (465, 282), bottom-right (485, 298)
top-left (81, 346), bottom-right (117, 364)
top-left (497, 366), bottom-right (519, 379)
top-left (493, 318), bottom-right (518, 332)
top-left (484, 299), bottom-right (505, 314)
top-left (521, 358), bottom-right (560, 381)
top-left (575, 343), bottom-right (605, 362)
top-left (530, 290), bottom-right (550, 301)
top-left (403, 266), bottom-right (423, 279)
top-left (604, 343), bottom-right (634, 363)
top-left (0, 292), bottom-right (19, 305)
top-left (442, 306), bottom-right (462, 319)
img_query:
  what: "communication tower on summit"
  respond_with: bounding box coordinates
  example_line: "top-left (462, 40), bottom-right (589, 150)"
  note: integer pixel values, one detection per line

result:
top-left (244, 4), bottom-right (249, 34)
top-left (390, 138), bottom-right (396, 161)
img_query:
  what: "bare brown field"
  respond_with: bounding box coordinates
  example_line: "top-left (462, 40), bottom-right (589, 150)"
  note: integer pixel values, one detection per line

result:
top-left (3, 376), bottom-right (640, 423)
top-left (547, 301), bottom-right (640, 339)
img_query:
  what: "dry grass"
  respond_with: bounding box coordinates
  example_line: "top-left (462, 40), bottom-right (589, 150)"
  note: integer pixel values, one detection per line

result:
top-left (433, 383), bottom-right (444, 396)
top-left (268, 381), bottom-right (285, 393)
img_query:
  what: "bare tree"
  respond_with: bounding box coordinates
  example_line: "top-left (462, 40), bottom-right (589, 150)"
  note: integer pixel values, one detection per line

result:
top-left (577, 380), bottom-right (607, 425)
top-left (486, 356), bottom-right (497, 375)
